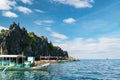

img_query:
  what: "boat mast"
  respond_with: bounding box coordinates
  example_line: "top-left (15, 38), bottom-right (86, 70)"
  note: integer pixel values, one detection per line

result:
top-left (22, 51), bottom-right (24, 65)
top-left (0, 45), bottom-right (4, 66)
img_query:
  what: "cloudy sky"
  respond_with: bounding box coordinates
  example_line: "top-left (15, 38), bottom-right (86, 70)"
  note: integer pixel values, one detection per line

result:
top-left (0, 0), bottom-right (120, 59)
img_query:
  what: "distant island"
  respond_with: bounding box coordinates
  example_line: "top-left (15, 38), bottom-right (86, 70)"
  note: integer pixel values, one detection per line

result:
top-left (0, 22), bottom-right (69, 60)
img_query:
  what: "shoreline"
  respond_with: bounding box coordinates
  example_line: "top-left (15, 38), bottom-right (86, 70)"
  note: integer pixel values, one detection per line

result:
top-left (35, 59), bottom-right (80, 65)
top-left (0, 58), bottom-right (79, 71)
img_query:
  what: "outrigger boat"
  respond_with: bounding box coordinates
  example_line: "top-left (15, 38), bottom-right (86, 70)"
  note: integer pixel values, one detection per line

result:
top-left (0, 55), bottom-right (50, 71)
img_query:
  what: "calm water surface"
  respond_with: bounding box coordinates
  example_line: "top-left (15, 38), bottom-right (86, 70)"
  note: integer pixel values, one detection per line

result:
top-left (0, 59), bottom-right (120, 80)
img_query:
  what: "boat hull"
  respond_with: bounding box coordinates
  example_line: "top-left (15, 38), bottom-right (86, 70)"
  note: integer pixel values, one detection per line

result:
top-left (0, 63), bottom-right (50, 71)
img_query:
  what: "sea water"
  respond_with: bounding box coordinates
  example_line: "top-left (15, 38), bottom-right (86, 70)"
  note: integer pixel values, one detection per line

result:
top-left (0, 59), bottom-right (120, 80)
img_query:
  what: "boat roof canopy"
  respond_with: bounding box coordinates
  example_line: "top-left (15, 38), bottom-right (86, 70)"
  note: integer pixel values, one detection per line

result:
top-left (0, 55), bottom-right (25, 58)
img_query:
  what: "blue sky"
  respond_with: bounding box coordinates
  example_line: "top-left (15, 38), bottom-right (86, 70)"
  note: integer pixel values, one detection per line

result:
top-left (0, 0), bottom-right (120, 59)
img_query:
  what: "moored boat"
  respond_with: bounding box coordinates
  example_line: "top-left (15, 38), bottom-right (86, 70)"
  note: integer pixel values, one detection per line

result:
top-left (0, 55), bottom-right (50, 71)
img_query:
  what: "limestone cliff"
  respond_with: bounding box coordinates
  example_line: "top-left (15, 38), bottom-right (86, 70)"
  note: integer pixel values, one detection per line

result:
top-left (0, 23), bottom-right (68, 60)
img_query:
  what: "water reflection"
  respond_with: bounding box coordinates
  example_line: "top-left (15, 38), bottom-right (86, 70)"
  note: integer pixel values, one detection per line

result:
top-left (0, 70), bottom-right (50, 80)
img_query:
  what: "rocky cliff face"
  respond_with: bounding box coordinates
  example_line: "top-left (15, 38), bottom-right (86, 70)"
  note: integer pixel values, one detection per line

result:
top-left (0, 23), bottom-right (21, 55)
top-left (0, 23), bottom-right (68, 60)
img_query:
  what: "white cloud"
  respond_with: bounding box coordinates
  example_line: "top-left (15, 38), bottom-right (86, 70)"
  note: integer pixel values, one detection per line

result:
top-left (17, 6), bottom-right (32, 14)
top-left (54, 39), bottom-right (62, 43)
top-left (2, 11), bottom-right (18, 18)
top-left (53, 0), bottom-right (94, 8)
top-left (51, 32), bottom-right (68, 40)
top-left (0, 0), bottom-right (16, 10)
top-left (34, 20), bottom-right (54, 25)
top-left (63, 18), bottom-right (76, 24)
top-left (45, 27), bottom-right (68, 40)
top-left (34, 9), bottom-right (45, 13)
top-left (53, 37), bottom-right (120, 59)
top-left (45, 27), bottom-right (52, 32)
top-left (34, 21), bottom-right (42, 25)
top-left (21, 0), bottom-right (33, 4)
top-left (43, 20), bottom-right (54, 24)
top-left (0, 26), bottom-right (8, 31)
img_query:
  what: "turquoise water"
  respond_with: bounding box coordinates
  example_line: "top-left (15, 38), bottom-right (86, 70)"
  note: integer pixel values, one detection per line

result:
top-left (0, 60), bottom-right (120, 80)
